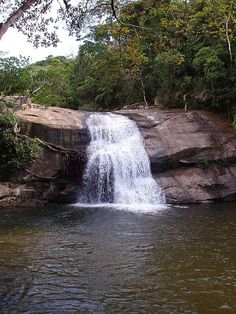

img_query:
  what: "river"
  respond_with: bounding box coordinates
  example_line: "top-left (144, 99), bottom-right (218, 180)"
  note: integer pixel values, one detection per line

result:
top-left (0, 203), bottom-right (235, 313)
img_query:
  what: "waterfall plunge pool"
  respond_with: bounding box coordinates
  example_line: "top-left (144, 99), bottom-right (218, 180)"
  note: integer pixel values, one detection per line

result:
top-left (0, 203), bottom-right (236, 313)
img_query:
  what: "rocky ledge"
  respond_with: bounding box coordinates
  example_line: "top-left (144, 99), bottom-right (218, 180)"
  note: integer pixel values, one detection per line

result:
top-left (1, 106), bottom-right (236, 206)
top-left (117, 108), bottom-right (236, 203)
top-left (0, 182), bottom-right (46, 208)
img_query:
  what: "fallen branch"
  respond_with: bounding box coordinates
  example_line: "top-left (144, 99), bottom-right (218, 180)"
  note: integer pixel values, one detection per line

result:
top-left (36, 137), bottom-right (86, 160)
top-left (36, 137), bottom-right (86, 179)
top-left (25, 169), bottom-right (57, 181)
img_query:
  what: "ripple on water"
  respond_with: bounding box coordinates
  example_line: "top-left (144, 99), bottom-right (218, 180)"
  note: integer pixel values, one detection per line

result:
top-left (0, 203), bottom-right (235, 313)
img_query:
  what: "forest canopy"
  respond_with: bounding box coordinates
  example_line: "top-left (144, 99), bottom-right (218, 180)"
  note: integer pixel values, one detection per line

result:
top-left (0, 0), bottom-right (236, 119)
top-left (0, 0), bottom-right (128, 45)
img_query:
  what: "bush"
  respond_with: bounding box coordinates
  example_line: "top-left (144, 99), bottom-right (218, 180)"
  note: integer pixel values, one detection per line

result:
top-left (0, 104), bottom-right (39, 179)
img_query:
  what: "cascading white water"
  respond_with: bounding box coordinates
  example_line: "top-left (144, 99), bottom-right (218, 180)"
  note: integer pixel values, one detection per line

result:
top-left (80, 112), bottom-right (165, 205)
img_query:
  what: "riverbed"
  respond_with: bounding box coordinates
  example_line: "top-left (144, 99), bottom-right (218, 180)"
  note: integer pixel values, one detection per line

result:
top-left (0, 203), bottom-right (235, 313)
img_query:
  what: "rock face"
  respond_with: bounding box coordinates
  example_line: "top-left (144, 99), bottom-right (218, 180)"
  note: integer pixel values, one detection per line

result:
top-left (0, 182), bottom-right (46, 208)
top-left (17, 106), bottom-right (88, 179)
top-left (12, 106), bottom-right (236, 205)
top-left (17, 106), bottom-right (88, 149)
top-left (117, 109), bottom-right (236, 203)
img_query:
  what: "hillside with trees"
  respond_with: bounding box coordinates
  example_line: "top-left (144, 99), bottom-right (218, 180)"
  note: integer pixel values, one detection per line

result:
top-left (0, 0), bottom-right (235, 118)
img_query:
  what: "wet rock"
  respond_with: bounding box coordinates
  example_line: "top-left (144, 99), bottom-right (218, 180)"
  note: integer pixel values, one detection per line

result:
top-left (118, 108), bottom-right (236, 203)
top-left (15, 106), bottom-right (236, 204)
top-left (43, 183), bottom-right (78, 204)
top-left (0, 183), bottom-right (46, 208)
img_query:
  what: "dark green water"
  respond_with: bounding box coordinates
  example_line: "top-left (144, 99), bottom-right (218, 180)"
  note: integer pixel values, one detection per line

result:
top-left (0, 203), bottom-right (236, 313)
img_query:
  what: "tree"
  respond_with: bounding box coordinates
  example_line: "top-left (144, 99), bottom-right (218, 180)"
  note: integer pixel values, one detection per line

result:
top-left (28, 56), bottom-right (75, 107)
top-left (72, 22), bottom-right (150, 110)
top-left (154, 50), bottom-right (184, 93)
top-left (0, 101), bottom-right (39, 179)
top-left (189, 0), bottom-right (236, 63)
top-left (0, 55), bottom-right (30, 95)
top-left (0, 0), bottom-right (130, 46)
top-left (193, 47), bottom-right (225, 105)
top-left (0, 0), bottom-right (235, 119)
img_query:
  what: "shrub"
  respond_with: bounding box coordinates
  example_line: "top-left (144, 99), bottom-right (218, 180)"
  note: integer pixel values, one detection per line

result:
top-left (0, 104), bottom-right (39, 179)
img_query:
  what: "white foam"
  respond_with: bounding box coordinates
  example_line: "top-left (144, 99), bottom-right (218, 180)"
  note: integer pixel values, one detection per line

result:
top-left (73, 202), bottom-right (168, 214)
top-left (77, 112), bottom-right (166, 206)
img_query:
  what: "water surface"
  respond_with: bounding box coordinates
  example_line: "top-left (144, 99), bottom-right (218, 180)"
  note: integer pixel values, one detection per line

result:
top-left (0, 203), bottom-right (236, 313)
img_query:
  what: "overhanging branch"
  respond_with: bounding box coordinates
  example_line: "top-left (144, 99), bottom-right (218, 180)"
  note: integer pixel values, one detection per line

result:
top-left (0, 0), bottom-right (39, 40)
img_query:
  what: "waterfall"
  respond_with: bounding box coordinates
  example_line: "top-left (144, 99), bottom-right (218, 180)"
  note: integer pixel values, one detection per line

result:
top-left (80, 112), bottom-right (165, 205)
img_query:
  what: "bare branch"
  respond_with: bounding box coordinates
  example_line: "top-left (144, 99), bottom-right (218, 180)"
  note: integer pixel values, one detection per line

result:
top-left (29, 81), bottom-right (47, 97)
top-left (111, 0), bottom-right (124, 25)
top-left (25, 169), bottom-right (57, 181)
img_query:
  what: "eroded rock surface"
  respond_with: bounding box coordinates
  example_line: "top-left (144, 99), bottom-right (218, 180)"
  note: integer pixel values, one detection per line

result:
top-left (11, 106), bottom-right (236, 205)
top-left (17, 106), bottom-right (88, 179)
top-left (117, 109), bottom-right (236, 203)
top-left (0, 182), bottom-right (46, 208)
top-left (17, 106), bottom-right (88, 149)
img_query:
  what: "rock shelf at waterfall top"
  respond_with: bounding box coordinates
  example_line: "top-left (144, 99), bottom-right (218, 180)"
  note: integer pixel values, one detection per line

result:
top-left (1, 106), bottom-right (235, 206)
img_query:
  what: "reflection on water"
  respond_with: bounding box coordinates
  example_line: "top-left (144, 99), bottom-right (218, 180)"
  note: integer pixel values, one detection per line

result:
top-left (0, 203), bottom-right (236, 313)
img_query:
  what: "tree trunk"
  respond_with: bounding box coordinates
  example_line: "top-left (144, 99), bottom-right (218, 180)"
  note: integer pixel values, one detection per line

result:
top-left (211, 79), bottom-right (215, 105)
top-left (0, 0), bottom-right (39, 40)
top-left (225, 14), bottom-right (233, 63)
top-left (140, 71), bottom-right (148, 108)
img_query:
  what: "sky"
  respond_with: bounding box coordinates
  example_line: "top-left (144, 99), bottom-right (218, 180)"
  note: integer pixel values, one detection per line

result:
top-left (0, 27), bottom-right (80, 63)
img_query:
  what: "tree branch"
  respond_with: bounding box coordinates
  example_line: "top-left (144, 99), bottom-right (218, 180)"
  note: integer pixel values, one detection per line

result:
top-left (110, 0), bottom-right (154, 32)
top-left (0, 0), bottom-right (39, 40)
top-left (111, 0), bottom-right (124, 25)
top-left (29, 81), bottom-right (47, 97)
top-left (62, 0), bottom-right (71, 11)
top-left (36, 137), bottom-right (86, 160)
top-left (25, 169), bottom-right (57, 181)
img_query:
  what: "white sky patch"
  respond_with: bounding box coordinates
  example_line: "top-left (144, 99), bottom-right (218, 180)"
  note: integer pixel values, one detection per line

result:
top-left (0, 0), bottom-right (84, 63)
top-left (0, 27), bottom-right (80, 63)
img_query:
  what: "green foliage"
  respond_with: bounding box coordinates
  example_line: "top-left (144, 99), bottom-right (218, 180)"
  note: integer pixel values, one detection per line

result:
top-left (197, 157), bottom-right (210, 169)
top-left (0, 103), bottom-right (39, 179)
top-left (0, 111), bottom-right (19, 128)
top-left (72, 35), bottom-right (147, 110)
top-left (154, 50), bottom-right (185, 96)
top-left (1, 0), bottom-right (236, 116)
top-left (212, 141), bottom-right (224, 150)
top-left (193, 47), bottom-right (225, 81)
top-left (197, 155), bottom-right (236, 169)
top-left (70, 0), bottom-right (236, 112)
top-left (0, 56), bottom-right (30, 95)
top-left (29, 56), bottom-right (76, 108)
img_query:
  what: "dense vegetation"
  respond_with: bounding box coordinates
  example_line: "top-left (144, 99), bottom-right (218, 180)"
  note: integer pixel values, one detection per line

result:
top-left (0, 0), bottom-right (235, 118)
top-left (0, 101), bottom-right (39, 179)
top-left (74, 0), bottom-right (236, 115)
